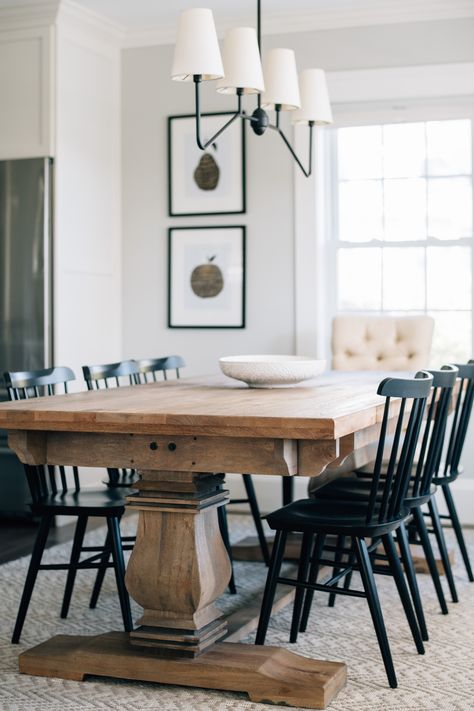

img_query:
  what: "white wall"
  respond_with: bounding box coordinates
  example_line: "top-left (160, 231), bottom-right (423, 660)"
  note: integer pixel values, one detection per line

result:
top-left (54, 6), bottom-right (122, 382)
top-left (121, 44), bottom-right (294, 375)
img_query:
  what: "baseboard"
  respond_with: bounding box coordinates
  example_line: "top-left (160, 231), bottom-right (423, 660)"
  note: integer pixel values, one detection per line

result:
top-left (226, 474), bottom-right (474, 526)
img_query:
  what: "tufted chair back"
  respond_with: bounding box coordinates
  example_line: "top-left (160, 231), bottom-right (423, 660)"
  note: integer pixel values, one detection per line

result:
top-left (331, 315), bottom-right (434, 371)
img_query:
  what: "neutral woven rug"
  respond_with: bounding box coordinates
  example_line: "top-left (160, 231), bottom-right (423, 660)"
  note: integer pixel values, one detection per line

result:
top-left (0, 513), bottom-right (473, 711)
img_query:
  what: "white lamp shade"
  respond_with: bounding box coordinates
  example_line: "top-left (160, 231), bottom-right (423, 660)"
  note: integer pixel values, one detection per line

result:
top-left (217, 27), bottom-right (264, 95)
top-left (261, 48), bottom-right (300, 111)
top-left (171, 8), bottom-right (223, 81)
top-left (292, 68), bottom-right (333, 125)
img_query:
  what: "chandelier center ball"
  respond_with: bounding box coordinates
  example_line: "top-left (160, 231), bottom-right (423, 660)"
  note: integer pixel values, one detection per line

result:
top-left (250, 108), bottom-right (269, 136)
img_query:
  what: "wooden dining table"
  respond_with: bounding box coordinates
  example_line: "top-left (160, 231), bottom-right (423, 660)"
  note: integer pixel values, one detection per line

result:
top-left (0, 371), bottom-right (396, 709)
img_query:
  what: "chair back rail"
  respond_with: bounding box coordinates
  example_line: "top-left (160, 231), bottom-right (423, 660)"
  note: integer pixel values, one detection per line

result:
top-left (82, 360), bottom-right (140, 389)
top-left (410, 365), bottom-right (458, 498)
top-left (366, 371), bottom-right (433, 526)
top-left (134, 355), bottom-right (186, 383)
top-left (441, 362), bottom-right (474, 477)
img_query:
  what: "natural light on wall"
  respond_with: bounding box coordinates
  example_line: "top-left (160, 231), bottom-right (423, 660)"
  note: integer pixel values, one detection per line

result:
top-left (329, 119), bottom-right (473, 365)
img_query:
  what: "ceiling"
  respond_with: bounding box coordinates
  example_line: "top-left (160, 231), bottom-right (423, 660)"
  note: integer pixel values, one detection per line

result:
top-left (74, 0), bottom-right (324, 29)
top-left (2, 0), bottom-right (474, 45)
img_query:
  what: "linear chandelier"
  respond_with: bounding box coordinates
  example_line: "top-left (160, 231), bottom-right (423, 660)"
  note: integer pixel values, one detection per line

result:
top-left (171, 0), bottom-right (333, 177)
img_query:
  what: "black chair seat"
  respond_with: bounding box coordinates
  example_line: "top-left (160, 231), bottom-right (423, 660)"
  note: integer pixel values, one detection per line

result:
top-left (315, 476), bottom-right (436, 508)
top-left (30, 487), bottom-right (134, 516)
top-left (266, 497), bottom-right (411, 538)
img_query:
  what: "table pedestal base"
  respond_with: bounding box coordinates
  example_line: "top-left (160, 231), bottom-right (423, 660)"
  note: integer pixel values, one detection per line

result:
top-left (19, 633), bottom-right (346, 709)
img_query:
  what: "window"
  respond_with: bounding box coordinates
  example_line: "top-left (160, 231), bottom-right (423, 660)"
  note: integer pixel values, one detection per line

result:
top-left (329, 119), bottom-right (473, 365)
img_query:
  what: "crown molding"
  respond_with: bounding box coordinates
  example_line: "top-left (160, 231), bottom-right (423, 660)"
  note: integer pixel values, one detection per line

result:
top-left (122, 0), bottom-right (474, 49)
top-left (57, 0), bottom-right (124, 44)
top-left (0, 1), bottom-right (60, 31)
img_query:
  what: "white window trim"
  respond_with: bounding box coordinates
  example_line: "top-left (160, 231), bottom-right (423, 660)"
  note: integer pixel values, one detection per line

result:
top-left (293, 62), bottom-right (474, 363)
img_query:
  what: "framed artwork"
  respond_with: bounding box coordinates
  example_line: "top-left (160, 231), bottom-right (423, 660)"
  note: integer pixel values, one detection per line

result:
top-left (168, 226), bottom-right (246, 329)
top-left (168, 113), bottom-right (246, 216)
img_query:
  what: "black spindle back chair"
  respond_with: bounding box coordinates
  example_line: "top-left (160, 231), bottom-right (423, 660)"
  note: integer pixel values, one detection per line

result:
top-left (82, 360), bottom-right (140, 389)
top-left (3, 367), bottom-right (133, 643)
top-left (315, 365), bottom-right (459, 622)
top-left (432, 361), bottom-right (474, 582)
top-left (134, 355), bottom-right (186, 383)
top-left (255, 372), bottom-right (433, 689)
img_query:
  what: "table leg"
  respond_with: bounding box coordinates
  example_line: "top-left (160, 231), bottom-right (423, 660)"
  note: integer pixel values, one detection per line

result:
top-left (19, 470), bottom-right (346, 709)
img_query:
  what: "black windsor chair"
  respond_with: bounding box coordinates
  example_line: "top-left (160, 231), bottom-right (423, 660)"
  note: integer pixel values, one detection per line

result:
top-left (429, 361), bottom-right (474, 583)
top-left (255, 371), bottom-right (433, 689)
top-left (4, 367), bottom-right (133, 643)
top-left (312, 365), bottom-right (458, 640)
top-left (134, 355), bottom-right (186, 382)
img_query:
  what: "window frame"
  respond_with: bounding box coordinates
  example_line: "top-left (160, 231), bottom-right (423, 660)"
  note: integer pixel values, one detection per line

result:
top-left (323, 111), bottom-right (474, 365)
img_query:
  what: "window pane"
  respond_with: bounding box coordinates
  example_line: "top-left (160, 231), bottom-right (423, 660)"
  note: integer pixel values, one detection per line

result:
top-left (338, 248), bottom-right (381, 310)
top-left (427, 177), bottom-right (472, 239)
top-left (383, 123), bottom-right (426, 178)
top-left (338, 126), bottom-right (382, 180)
top-left (426, 120), bottom-right (472, 176)
top-left (383, 247), bottom-right (425, 310)
top-left (339, 180), bottom-right (383, 241)
top-left (384, 178), bottom-right (426, 241)
top-left (429, 311), bottom-right (472, 366)
top-left (427, 246), bottom-right (471, 310)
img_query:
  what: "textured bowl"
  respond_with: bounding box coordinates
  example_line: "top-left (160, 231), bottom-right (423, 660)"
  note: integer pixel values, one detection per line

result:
top-left (219, 355), bottom-right (326, 388)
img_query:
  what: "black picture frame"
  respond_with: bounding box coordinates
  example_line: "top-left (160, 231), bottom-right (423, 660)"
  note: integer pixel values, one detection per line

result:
top-left (168, 225), bottom-right (246, 329)
top-left (168, 112), bottom-right (246, 217)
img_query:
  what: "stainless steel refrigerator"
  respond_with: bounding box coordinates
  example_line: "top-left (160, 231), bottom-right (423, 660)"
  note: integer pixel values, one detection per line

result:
top-left (0, 158), bottom-right (53, 517)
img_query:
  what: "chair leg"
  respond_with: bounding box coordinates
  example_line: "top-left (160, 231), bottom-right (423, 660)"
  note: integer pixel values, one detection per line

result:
top-left (107, 516), bottom-right (133, 632)
top-left (413, 507), bottom-right (449, 615)
top-left (61, 515), bottom-right (88, 619)
top-left (382, 533), bottom-right (425, 655)
top-left (442, 484), bottom-right (474, 582)
top-left (299, 533), bottom-right (327, 633)
top-left (289, 532), bottom-right (313, 643)
top-left (255, 530), bottom-right (288, 645)
top-left (242, 475), bottom-right (271, 566)
top-left (396, 522), bottom-right (428, 641)
top-left (328, 535), bottom-right (346, 607)
top-left (217, 504), bottom-right (237, 594)
top-left (355, 537), bottom-right (397, 689)
top-left (12, 514), bottom-right (52, 644)
top-left (343, 540), bottom-right (356, 592)
top-left (429, 497), bottom-right (458, 603)
top-left (90, 530), bottom-right (112, 609)
top-left (282, 477), bottom-right (294, 506)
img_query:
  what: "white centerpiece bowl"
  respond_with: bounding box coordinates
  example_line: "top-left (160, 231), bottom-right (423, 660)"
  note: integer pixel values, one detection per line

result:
top-left (219, 355), bottom-right (326, 388)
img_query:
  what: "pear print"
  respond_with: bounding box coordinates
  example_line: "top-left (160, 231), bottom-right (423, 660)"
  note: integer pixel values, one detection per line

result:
top-left (194, 142), bottom-right (220, 190)
top-left (190, 255), bottom-right (224, 298)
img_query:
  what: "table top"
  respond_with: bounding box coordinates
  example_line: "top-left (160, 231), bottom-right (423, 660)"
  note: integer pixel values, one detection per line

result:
top-left (0, 371), bottom-right (392, 440)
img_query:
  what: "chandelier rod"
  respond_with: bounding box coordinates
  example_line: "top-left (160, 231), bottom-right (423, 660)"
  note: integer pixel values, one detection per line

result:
top-left (257, 0), bottom-right (261, 109)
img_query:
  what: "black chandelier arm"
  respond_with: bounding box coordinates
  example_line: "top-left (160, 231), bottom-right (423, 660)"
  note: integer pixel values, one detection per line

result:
top-left (193, 76), bottom-right (244, 150)
top-left (268, 118), bottom-right (315, 177)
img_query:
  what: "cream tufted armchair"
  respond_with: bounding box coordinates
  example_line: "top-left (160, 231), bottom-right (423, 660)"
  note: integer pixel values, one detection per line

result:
top-left (332, 315), bottom-right (434, 371)
top-left (308, 314), bottom-right (434, 496)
